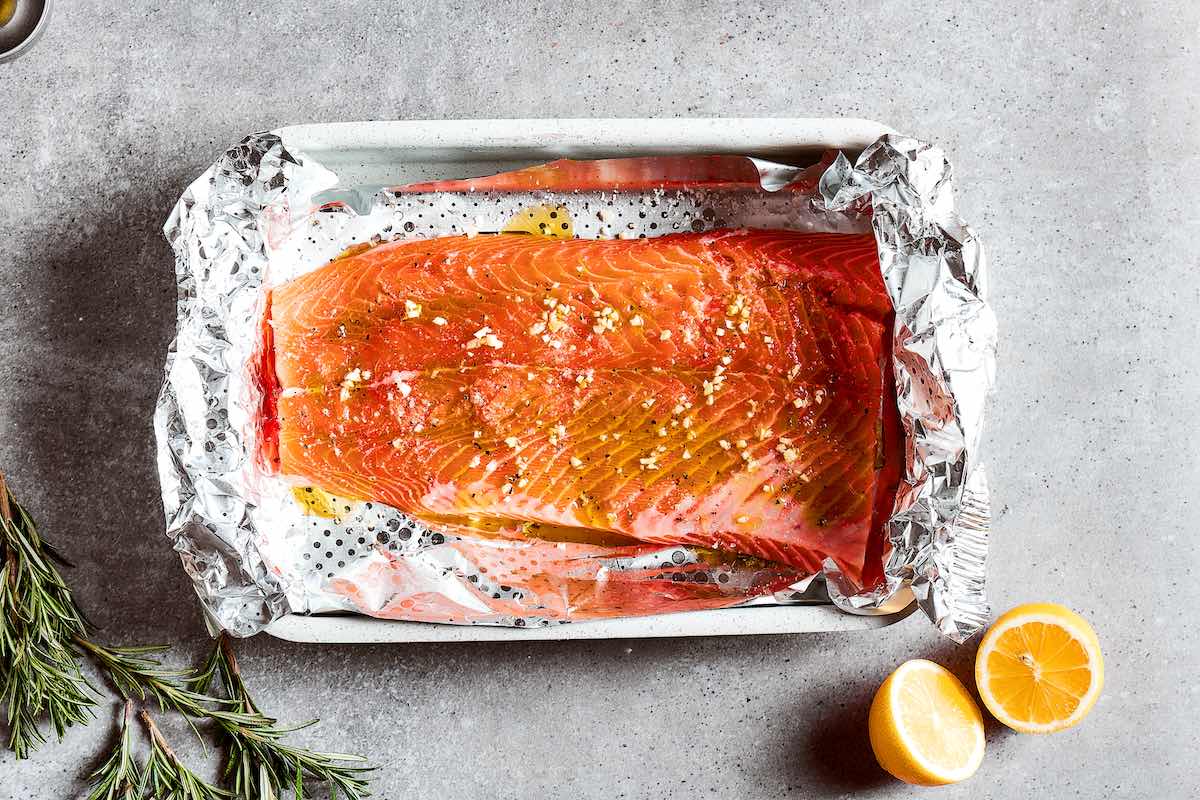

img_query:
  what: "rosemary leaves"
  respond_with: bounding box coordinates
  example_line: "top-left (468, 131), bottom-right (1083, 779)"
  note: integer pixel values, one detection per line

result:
top-left (1, 471), bottom-right (373, 798)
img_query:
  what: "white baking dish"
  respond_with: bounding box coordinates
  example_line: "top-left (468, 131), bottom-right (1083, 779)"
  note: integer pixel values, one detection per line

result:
top-left (262, 118), bottom-right (914, 644)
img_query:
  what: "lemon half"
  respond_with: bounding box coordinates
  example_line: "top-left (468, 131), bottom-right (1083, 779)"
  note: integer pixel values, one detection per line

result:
top-left (869, 659), bottom-right (986, 786)
top-left (975, 602), bottom-right (1104, 734)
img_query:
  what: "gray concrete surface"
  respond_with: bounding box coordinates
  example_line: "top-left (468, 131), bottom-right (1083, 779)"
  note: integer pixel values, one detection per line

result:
top-left (1, 1), bottom-right (1197, 797)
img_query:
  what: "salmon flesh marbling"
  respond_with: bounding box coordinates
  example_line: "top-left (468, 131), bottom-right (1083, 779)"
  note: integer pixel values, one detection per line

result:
top-left (263, 229), bottom-right (902, 618)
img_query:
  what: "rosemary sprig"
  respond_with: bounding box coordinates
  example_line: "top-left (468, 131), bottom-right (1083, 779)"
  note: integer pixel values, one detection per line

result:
top-left (0, 471), bottom-right (374, 800)
top-left (81, 635), bottom-right (373, 798)
top-left (204, 635), bottom-right (373, 800)
top-left (0, 472), bottom-right (97, 758)
top-left (74, 637), bottom-right (224, 723)
top-left (139, 709), bottom-right (231, 800)
top-left (87, 700), bottom-right (143, 800)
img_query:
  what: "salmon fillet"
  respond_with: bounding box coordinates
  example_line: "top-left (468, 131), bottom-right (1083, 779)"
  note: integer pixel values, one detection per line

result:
top-left (265, 229), bottom-right (901, 588)
top-left (331, 536), bottom-right (803, 624)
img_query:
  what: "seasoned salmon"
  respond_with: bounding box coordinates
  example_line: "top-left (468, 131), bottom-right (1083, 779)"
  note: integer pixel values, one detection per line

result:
top-left (265, 228), bottom-right (901, 592)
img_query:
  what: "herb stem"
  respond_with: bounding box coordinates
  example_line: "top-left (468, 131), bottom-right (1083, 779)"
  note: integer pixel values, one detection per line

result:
top-left (140, 708), bottom-right (177, 761)
top-left (139, 707), bottom-right (230, 799)
top-left (0, 472), bottom-right (11, 520)
top-left (1, 469), bottom-right (372, 798)
top-left (1, 472), bottom-right (18, 593)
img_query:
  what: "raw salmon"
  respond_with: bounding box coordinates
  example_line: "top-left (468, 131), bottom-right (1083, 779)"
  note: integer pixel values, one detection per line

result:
top-left (395, 154), bottom-right (825, 194)
top-left (265, 229), bottom-right (901, 592)
top-left (331, 536), bottom-right (803, 624)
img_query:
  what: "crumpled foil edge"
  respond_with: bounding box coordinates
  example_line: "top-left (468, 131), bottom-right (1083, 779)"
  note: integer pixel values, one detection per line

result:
top-left (156, 131), bottom-right (995, 640)
top-left (820, 136), bottom-right (997, 641)
top-left (155, 136), bottom-right (303, 635)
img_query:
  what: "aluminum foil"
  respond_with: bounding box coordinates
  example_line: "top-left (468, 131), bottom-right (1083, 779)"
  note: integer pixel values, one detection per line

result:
top-left (819, 138), bottom-right (995, 641)
top-left (156, 130), bottom-right (994, 640)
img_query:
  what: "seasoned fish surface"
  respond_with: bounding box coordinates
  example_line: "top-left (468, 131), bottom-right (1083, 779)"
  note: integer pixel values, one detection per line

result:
top-left (266, 229), bottom-right (901, 608)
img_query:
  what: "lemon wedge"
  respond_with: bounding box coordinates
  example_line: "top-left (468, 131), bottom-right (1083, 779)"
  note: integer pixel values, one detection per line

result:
top-left (503, 204), bottom-right (573, 238)
top-left (869, 659), bottom-right (986, 786)
top-left (975, 602), bottom-right (1103, 734)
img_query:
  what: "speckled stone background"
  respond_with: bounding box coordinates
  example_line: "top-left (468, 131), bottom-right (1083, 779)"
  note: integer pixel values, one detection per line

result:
top-left (1, 1), bottom-right (1197, 797)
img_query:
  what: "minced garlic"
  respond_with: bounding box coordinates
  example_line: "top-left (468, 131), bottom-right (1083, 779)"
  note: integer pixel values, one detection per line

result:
top-left (466, 326), bottom-right (503, 350)
top-left (338, 368), bottom-right (371, 402)
top-left (776, 439), bottom-right (800, 463)
top-left (592, 306), bottom-right (620, 334)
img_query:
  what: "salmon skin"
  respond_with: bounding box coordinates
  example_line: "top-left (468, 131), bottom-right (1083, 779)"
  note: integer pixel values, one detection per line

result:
top-left (331, 535), bottom-right (804, 624)
top-left (265, 228), bottom-right (902, 608)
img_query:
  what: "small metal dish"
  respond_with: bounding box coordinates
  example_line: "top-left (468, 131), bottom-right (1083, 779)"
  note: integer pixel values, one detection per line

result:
top-left (0, 0), bottom-right (51, 64)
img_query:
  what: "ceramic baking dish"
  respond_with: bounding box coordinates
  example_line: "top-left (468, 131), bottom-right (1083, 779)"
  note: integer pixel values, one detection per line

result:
top-left (262, 118), bottom-right (915, 644)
